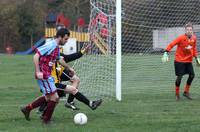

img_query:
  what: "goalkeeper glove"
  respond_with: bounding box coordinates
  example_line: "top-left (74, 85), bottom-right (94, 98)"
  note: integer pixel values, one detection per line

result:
top-left (161, 52), bottom-right (169, 63)
top-left (80, 49), bottom-right (86, 54)
top-left (81, 44), bottom-right (91, 54)
top-left (195, 57), bottom-right (200, 66)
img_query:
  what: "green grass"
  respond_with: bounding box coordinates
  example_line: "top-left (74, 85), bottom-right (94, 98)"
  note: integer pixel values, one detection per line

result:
top-left (1, 54), bottom-right (200, 132)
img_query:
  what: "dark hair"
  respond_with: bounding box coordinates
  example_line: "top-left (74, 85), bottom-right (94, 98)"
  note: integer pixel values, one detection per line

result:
top-left (56, 28), bottom-right (70, 38)
top-left (185, 22), bottom-right (193, 29)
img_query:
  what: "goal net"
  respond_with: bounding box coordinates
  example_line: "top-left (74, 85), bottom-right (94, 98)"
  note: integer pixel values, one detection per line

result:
top-left (72, 0), bottom-right (116, 100)
top-left (73, 0), bottom-right (200, 100)
top-left (122, 0), bottom-right (200, 96)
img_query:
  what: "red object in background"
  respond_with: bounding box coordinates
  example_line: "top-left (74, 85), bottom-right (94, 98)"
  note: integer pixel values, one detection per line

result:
top-left (89, 18), bottom-right (97, 29)
top-left (100, 27), bottom-right (108, 38)
top-left (96, 13), bottom-right (108, 25)
top-left (6, 46), bottom-right (13, 54)
top-left (63, 17), bottom-right (70, 27)
top-left (57, 13), bottom-right (65, 23)
top-left (56, 13), bottom-right (70, 27)
top-left (77, 17), bottom-right (85, 27)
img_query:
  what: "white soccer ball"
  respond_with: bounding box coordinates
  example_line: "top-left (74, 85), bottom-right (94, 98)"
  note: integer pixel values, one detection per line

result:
top-left (73, 113), bottom-right (87, 125)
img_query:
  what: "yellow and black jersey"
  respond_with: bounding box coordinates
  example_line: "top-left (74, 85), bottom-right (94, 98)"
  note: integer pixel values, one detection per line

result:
top-left (51, 47), bottom-right (84, 83)
top-left (51, 62), bottom-right (65, 83)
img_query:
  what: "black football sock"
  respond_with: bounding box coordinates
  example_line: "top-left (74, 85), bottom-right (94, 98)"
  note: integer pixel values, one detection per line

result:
top-left (67, 94), bottom-right (75, 103)
top-left (187, 74), bottom-right (195, 85)
top-left (74, 92), bottom-right (90, 106)
top-left (175, 76), bottom-right (182, 87)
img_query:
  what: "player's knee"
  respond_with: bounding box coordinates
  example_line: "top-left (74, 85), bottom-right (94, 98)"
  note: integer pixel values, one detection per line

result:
top-left (55, 97), bottom-right (59, 103)
top-left (66, 85), bottom-right (78, 95)
top-left (54, 96), bottom-right (59, 102)
top-left (73, 75), bottom-right (80, 84)
top-left (72, 89), bottom-right (78, 95)
top-left (177, 76), bottom-right (182, 80)
top-left (76, 77), bottom-right (80, 83)
top-left (71, 87), bottom-right (78, 95)
top-left (50, 93), bottom-right (59, 102)
top-left (176, 76), bottom-right (182, 86)
top-left (189, 74), bottom-right (195, 79)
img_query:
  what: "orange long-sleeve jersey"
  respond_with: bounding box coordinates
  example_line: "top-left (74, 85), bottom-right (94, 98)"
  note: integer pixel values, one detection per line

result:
top-left (166, 34), bottom-right (198, 63)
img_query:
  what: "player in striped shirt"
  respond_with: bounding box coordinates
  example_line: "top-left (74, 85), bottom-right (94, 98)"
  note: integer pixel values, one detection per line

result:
top-left (21, 28), bottom-right (72, 124)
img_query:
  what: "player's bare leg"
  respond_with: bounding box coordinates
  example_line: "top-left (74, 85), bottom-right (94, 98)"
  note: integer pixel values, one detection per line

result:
top-left (65, 75), bottom-right (80, 110)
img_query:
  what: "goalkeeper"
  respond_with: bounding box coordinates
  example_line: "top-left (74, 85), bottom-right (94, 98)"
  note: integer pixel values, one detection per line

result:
top-left (38, 44), bottom-right (102, 115)
top-left (162, 22), bottom-right (200, 101)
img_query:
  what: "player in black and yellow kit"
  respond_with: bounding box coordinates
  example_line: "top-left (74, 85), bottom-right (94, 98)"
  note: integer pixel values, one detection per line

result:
top-left (38, 45), bottom-right (102, 114)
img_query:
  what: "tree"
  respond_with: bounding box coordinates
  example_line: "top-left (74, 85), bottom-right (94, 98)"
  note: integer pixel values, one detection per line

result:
top-left (0, 3), bottom-right (20, 52)
top-left (17, 0), bottom-right (38, 49)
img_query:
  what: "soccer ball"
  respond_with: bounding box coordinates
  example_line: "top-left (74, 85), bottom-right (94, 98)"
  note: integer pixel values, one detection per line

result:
top-left (73, 113), bottom-right (87, 125)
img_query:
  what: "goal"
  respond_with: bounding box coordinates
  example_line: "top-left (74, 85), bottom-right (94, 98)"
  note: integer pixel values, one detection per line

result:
top-left (73, 0), bottom-right (200, 100)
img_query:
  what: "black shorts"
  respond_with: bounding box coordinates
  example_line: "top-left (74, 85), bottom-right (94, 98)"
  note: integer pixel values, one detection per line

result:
top-left (60, 69), bottom-right (73, 81)
top-left (55, 83), bottom-right (66, 97)
top-left (174, 61), bottom-right (194, 76)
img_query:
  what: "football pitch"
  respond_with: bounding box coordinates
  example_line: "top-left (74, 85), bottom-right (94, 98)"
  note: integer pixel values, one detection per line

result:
top-left (1, 54), bottom-right (200, 132)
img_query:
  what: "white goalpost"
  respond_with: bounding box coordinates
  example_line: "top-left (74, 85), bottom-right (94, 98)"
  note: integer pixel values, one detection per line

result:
top-left (116, 0), bottom-right (122, 101)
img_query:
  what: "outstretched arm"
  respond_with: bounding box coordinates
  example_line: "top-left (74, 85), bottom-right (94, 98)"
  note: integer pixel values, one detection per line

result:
top-left (165, 36), bottom-right (181, 52)
top-left (161, 36), bottom-right (181, 63)
top-left (61, 44), bottom-right (91, 63)
top-left (60, 52), bottom-right (83, 63)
